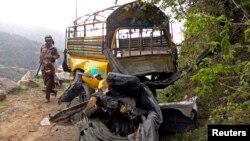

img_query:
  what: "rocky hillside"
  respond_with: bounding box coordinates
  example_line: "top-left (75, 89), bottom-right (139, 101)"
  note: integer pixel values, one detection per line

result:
top-left (0, 31), bottom-right (41, 81)
top-left (0, 31), bottom-right (64, 81)
top-left (0, 31), bottom-right (41, 69)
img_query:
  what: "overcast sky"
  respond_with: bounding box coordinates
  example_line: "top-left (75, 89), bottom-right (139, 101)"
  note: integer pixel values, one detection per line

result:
top-left (0, 0), bottom-right (183, 43)
top-left (0, 0), bottom-right (134, 31)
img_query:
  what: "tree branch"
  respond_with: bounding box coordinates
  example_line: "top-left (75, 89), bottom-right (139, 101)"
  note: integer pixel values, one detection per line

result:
top-left (218, 82), bottom-right (248, 94)
top-left (231, 0), bottom-right (250, 19)
top-left (232, 23), bottom-right (250, 26)
top-left (176, 0), bottom-right (188, 16)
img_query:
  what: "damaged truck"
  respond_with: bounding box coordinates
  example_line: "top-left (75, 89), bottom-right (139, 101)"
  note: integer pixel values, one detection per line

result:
top-left (50, 1), bottom-right (198, 141)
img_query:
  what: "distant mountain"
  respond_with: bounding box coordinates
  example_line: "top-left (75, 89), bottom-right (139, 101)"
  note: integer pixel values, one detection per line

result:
top-left (0, 31), bottom-right (42, 69)
top-left (0, 31), bottom-right (43, 81)
top-left (0, 21), bottom-right (65, 49)
top-left (0, 31), bottom-right (64, 81)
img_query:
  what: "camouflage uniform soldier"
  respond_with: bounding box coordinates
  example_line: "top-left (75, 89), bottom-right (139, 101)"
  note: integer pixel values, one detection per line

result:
top-left (39, 35), bottom-right (60, 90)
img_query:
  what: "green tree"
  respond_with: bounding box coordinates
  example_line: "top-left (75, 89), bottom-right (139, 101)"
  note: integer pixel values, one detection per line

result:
top-left (144, 0), bottom-right (250, 140)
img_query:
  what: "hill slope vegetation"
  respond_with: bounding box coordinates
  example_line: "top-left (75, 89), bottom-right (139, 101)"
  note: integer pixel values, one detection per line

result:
top-left (0, 31), bottom-right (42, 81)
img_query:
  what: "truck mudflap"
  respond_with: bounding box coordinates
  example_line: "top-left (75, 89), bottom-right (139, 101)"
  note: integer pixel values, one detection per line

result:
top-left (58, 71), bottom-right (85, 104)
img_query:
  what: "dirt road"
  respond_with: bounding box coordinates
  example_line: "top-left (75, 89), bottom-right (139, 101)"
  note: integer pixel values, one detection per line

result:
top-left (0, 86), bottom-right (76, 141)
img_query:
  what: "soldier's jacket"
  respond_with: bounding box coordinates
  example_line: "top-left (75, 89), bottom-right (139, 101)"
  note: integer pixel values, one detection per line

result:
top-left (40, 44), bottom-right (60, 63)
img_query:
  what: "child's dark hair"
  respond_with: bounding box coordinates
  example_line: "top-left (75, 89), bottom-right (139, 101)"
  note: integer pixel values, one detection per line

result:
top-left (43, 57), bottom-right (52, 62)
